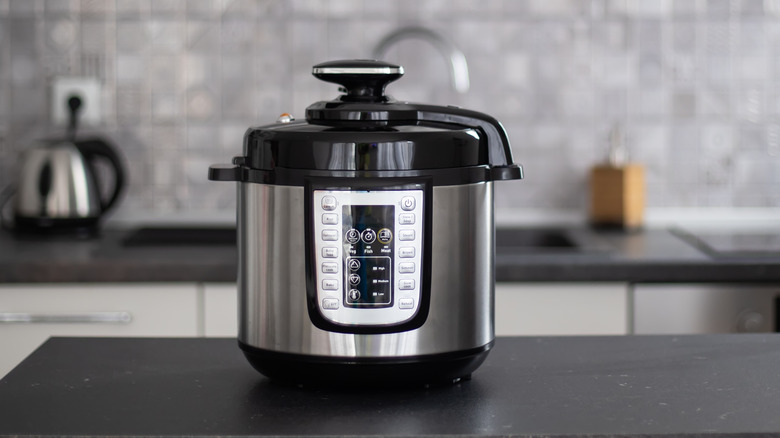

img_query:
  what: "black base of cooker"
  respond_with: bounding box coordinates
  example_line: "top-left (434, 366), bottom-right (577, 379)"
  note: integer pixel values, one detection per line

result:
top-left (238, 340), bottom-right (493, 387)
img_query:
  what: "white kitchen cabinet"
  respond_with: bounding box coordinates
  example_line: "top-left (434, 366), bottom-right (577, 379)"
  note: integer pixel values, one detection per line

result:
top-left (633, 283), bottom-right (780, 334)
top-left (0, 281), bottom-right (630, 378)
top-left (204, 282), bottom-right (632, 337)
top-left (202, 283), bottom-right (238, 337)
top-left (0, 283), bottom-right (199, 378)
top-left (495, 282), bottom-right (630, 336)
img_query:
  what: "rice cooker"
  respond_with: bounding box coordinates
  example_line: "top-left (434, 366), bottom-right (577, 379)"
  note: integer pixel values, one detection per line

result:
top-left (209, 60), bottom-right (523, 385)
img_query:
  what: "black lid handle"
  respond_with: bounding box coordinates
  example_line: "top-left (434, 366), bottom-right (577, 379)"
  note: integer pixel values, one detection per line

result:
top-left (312, 60), bottom-right (404, 102)
top-left (416, 105), bottom-right (523, 181)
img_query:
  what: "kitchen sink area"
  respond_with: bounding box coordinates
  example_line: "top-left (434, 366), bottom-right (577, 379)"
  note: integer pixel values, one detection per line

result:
top-left (495, 227), bottom-right (615, 256)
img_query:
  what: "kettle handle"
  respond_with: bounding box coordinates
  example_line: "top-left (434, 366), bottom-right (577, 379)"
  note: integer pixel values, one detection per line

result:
top-left (75, 139), bottom-right (126, 212)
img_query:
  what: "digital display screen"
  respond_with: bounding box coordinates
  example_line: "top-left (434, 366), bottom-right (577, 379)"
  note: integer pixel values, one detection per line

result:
top-left (342, 205), bottom-right (395, 307)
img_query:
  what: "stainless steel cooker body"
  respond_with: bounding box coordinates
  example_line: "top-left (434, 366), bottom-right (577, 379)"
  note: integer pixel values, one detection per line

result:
top-left (237, 181), bottom-right (494, 359)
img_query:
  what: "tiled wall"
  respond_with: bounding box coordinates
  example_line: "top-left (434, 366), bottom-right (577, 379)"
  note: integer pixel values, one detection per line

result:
top-left (1, 0), bottom-right (779, 220)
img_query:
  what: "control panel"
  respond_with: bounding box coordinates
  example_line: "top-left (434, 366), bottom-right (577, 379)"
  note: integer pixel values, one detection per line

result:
top-left (313, 189), bottom-right (424, 326)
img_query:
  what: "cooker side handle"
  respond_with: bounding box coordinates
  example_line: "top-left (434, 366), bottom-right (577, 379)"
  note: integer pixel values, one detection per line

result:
top-left (208, 164), bottom-right (240, 181)
top-left (416, 106), bottom-right (523, 181)
top-left (208, 156), bottom-right (245, 182)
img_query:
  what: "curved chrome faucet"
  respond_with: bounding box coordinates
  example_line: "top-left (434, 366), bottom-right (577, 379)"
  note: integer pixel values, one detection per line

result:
top-left (371, 26), bottom-right (470, 94)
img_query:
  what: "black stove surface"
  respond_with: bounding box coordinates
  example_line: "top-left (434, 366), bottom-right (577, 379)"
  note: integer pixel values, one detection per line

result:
top-left (672, 227), bottom-right (780, 258)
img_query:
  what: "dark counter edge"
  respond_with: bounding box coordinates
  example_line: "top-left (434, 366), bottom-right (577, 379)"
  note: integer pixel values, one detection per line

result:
top-left (2, 432), bottom-right (774, 437)
top-left (0, 261), bottom-right (238, 283)
top-left (1, 433), bottom-right (776, 438)
top-left (496, 259), bottom-right (780, 283)
top-left (2, 227), bottom-right (780, 283)
top-left (2, 259), bottom-right (779, 284)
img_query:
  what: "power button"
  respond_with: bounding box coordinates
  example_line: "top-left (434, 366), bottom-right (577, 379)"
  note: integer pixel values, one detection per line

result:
top-left (321, 195), bottom-right (337, 211)
top-left (401, 196), bottom-right (415, 211)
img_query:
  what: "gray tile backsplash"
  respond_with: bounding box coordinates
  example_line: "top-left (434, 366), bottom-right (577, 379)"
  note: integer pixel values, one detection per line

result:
top-left (1, 0), bottom-right (780, 219)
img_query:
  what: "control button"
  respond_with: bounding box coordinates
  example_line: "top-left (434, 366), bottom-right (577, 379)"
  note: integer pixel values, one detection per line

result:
top-left (398, 229), bottom-right (415, 241)
top-left (322, 262), bottom-right (338, 274)
top-left (322, 279), bottom-right (338, 290)
top-left (401, 196), bottom-right (416, 211)
top-left (348, 289), bottom-right (361, 302)
top-left (321, 229), bottom-right (339, 241)
top-left (399, 262), bottom-right (415, 273)
top-left (348, 259), bottom-right (361, 271)
top-left (345, 228), bottom-right (361, 244)
top-left (399, 279), bottom-right (415, 290)
top-left (322, 213), bottom-right (338, 225)
top-left (349, 273), bottom-right (361, 286)
top-left (321, 195), bottom-right (337, 211)
top-left (399, 247), bottom-right (416, 258)
top-left (377, 228), bottom-right (392, 244)
top-left (322, 247), bottom-right (338, 258)
top-left (399, 298), bottom-right (414, 309)
top-left (322, 298), bottom-right (339, 310)
top-left (361, 228), bottom-right (377, 244)
top-left (399, 213), bottom-right (415, 225)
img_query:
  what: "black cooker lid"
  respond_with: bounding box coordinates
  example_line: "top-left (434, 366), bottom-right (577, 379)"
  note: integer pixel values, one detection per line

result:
top-left (210, 60), bottom-right (523, 184)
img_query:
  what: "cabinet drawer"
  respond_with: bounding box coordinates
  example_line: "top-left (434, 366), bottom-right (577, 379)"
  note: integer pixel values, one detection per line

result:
top-left (203, 283), bottom-right (238, 337)
top-left (0, 284), bottom-right (198, 378)
top-left (633, 283), bottom-right (780, 334)
top-left (496, 282), bottom-right (629, 336)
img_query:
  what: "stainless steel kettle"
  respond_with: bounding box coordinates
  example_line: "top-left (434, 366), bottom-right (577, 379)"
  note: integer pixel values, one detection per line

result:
top-left (8, 94), bottom-right (125, 233)
top-left (13, 138), bottom-right (125, 232)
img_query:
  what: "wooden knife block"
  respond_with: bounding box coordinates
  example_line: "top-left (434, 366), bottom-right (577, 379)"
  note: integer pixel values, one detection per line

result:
top-left (589, 164), bottom-right (645, 229)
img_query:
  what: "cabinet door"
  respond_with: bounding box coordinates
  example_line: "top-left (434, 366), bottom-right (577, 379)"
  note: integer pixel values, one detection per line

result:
top-left (495, 282), bottom-right (629, 336)
top-left (0, 284), bottom-right (199, 378)
top-left (633, 283), bottom-right (780, 334)
top-left (203, 283), bottom-right (238, 337)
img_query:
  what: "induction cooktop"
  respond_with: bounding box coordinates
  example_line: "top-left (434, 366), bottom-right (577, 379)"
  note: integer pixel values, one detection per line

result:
top-left (672, 227), bottom-right (780, 258)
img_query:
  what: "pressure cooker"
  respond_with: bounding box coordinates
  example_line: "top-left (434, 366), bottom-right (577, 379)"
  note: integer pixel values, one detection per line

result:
top-left (209, 60), bottom-right (523, 386)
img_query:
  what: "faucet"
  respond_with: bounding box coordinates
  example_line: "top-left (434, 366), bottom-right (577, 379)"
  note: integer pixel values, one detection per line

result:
top-left (371, 26), bottom-right (470, 94)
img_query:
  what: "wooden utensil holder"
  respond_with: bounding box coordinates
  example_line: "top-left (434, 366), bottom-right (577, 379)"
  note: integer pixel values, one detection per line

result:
top-left (589, 164), bottom-right (645, 229)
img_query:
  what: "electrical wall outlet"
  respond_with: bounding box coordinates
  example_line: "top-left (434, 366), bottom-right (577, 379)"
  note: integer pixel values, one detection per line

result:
top-left (51, 77), bottom-right (102, 126)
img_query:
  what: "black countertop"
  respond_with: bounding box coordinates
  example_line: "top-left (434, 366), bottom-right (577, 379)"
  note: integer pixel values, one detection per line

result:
top-left (1, 226), bottom-right (779, 283)
top-left (496, 227), bottom-right (780, 283)
top-left (1, 336), bottom-right (779, 437)
top-left (0, 227), bottom-right (238, 283)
